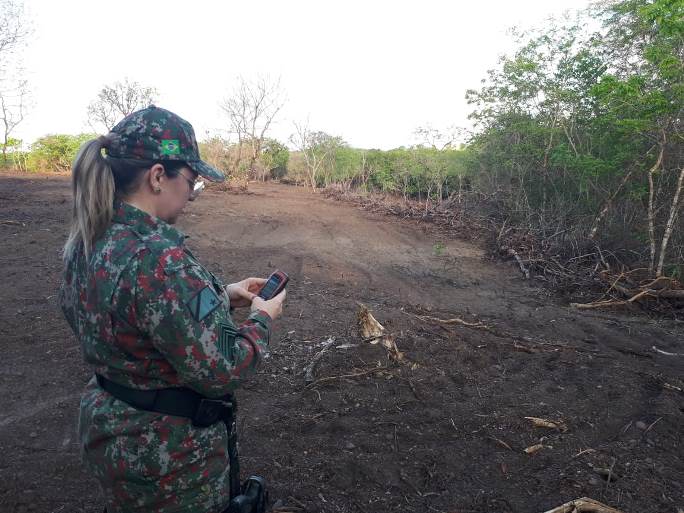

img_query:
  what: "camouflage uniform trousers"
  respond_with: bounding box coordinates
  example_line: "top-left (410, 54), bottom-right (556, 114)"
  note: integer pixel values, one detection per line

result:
top-left (80, 377), bottom-right (232, 513)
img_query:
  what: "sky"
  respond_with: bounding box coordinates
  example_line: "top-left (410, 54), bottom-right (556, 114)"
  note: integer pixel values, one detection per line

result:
top-left (15, 0), bottom-right (593, 150)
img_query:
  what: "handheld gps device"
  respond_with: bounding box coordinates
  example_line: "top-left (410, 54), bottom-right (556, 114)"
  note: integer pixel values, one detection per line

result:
top-left (257, 270), bottom-right (289, 300)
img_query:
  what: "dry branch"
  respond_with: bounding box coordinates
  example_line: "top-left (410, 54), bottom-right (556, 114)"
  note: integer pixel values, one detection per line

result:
top-left (652, 345), bottom-right (681, 356)
top-left (570, 300), bottom-right (627, 310)
top-left (306, 366), bottom-right (391, 388)
top-left (403, 310), bottom-right (488, 329)
top-left (303, 337), bottom-right (336, 384)
top-left (407, 308), bottom-right (598, 356)
top-left (490, 436), bottom-right (514, 451)
top-left (508, 247), bottom-right (530, 279)
top-left (572, 272), bottom-right (684, 310)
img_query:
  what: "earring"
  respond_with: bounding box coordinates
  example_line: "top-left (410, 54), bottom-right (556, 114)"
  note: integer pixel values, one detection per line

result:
top-left (154, 187), bottom-right (161, 193)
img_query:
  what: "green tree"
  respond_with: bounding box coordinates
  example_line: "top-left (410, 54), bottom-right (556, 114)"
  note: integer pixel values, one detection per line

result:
top-left (199, 135), bottom-right (232, 176)
top-left (27, 134), bottom-right (95, 172)
top-left (464, 0), bottom-right (684, 276)
top-left (290, 121), bottom-right (344, 190)
top-left (260, 138), bottom-right (289, 180)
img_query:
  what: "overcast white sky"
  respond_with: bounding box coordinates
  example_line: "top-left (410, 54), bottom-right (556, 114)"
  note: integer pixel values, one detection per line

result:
top-left (17, 0), bottom-right (592, 150)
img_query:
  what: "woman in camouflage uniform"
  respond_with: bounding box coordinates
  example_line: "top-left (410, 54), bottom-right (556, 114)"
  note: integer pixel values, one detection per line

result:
top-left (59, 106), bottom-right (286, 513)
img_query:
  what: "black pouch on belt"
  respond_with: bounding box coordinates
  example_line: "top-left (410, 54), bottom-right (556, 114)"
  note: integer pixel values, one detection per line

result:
top-left (225, 475), bottom-right (268, 513)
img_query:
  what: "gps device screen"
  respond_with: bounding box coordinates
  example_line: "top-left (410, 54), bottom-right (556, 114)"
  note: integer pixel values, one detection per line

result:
top-left (258, 271), bottom-right (289, 300)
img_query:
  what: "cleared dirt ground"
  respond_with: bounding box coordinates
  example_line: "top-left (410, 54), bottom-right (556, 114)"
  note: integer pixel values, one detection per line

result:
top-left (0, 172), bottom-right (682, 513)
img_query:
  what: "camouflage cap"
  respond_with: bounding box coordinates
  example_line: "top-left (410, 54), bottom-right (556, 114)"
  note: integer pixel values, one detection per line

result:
top-left (106, 105), bottom-right (225, 182)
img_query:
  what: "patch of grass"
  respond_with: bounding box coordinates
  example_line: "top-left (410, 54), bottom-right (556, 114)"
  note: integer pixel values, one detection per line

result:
top-left (433, 242), bottom-right (446, 256)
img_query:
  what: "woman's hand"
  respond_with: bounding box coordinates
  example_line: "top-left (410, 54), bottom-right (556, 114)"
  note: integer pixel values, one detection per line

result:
top-left (225, 277), bottom-right (267, 308)
top-left (251, 289), bottom-right (287, 320)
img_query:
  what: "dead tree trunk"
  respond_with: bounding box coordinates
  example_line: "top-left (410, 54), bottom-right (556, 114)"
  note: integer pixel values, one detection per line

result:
top-left (648, 141), bottom-right (666, 273)
top-left (588, 168), bottom-right (635, 241)
top-left (656, 165), bottom-right (684, 277)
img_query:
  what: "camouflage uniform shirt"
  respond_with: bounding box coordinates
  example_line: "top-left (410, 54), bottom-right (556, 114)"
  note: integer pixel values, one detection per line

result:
top-left (59, 201), bottom-right (271, 513)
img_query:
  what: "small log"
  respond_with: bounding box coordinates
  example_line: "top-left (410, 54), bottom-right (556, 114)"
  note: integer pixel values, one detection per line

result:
top-left (640, 276), bottom-right (678, 290)
top-left (627, 289), bottom-right (654, 303)
top-left (657, 289), bottom-right (684, 299)
top-left (570, 300), bottom-right (627, 310)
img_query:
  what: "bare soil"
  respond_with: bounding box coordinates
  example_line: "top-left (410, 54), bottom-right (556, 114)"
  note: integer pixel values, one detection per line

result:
top-left (0, 172), bottom-right (682, 513)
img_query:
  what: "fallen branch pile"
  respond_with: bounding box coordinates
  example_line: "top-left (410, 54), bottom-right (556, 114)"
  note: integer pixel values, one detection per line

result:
top-left (323, 187), bottom-right (486, 239)
top-left (571, 272), bottom-right (684, 310)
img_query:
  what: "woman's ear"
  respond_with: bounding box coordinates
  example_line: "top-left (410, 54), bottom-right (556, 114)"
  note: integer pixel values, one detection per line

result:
top-left (148, 163), bottom-right (165, 193)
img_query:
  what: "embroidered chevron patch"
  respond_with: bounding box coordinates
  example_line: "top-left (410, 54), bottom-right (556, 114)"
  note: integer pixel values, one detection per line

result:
top-left (217, 322), bottom-right (238, 360)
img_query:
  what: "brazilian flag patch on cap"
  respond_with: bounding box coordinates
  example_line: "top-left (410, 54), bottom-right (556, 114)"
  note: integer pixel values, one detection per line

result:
top-left (186, 285), bottom-right (222, 322)
top-left (161, 139), bottom-right (180, 156)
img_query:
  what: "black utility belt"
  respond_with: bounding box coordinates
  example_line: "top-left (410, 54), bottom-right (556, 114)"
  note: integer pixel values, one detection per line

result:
top-left (95, 374), bottom-right (235, 428)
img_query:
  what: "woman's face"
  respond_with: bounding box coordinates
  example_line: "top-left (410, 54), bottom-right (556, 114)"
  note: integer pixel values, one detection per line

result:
top-left (156, 165), bottom-right (199, 224)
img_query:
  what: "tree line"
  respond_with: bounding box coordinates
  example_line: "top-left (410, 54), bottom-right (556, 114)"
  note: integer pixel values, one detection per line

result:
top-left (464, 0), bottom-right (683, 278)
top-left (2, 0), bottom-right (682, 278)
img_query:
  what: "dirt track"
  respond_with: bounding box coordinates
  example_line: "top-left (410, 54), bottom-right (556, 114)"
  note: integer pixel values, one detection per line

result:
top-left (0, 172), bottom-right (682, 513)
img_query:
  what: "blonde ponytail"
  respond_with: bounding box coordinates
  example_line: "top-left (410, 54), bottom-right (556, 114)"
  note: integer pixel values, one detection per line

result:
top-left (63, 137), bottom-right (115, 260)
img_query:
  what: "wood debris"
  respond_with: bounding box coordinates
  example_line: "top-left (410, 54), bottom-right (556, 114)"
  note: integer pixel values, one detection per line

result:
top-left (663, 382), bottom-right (683, 393)
top-left (572, 273), bottom-right (684, 311)
top-left (303, 337), bottom-right (336, 384)
top-left (542, 496), bottom-right (624, 513)
top-left (357, 304), bottom-right (406, 364)
top-left (652, 345), bottom-right (681, 356)
top-left (357, 303), bottom-right (385, 342)
top-left (524, 443), bottom-right (550, 454)
top-left (490, 436), bottom-right (513, 451)
top-left (572, 448), bottom-right (596, 459)
top-left (378, 334), bottom-right (405, 363)
top-left (306, 366), bottom-right (390, 388)
top-left (404, 310), bottom-right (488, 329)
top-left (525, 416), bottom-right (568, 432)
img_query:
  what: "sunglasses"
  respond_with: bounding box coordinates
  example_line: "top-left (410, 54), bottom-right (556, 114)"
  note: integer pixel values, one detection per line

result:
top-left (177, 170), bottom-right (205, 201)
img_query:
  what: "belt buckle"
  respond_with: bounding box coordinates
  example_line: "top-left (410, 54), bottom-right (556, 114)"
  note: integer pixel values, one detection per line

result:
top-left (192, 398), bottom-right (233, 428)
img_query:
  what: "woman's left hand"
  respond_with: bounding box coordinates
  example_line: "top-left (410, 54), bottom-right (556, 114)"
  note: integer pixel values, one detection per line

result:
top-left (225, 277), bottom-right (267, 308)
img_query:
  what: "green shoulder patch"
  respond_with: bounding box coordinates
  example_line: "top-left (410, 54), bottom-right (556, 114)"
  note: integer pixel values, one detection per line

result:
top-left (185, 285), bottom-right (222, 322)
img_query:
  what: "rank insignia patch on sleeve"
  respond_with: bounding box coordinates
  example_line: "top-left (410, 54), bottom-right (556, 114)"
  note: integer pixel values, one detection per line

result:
top-left (186, 285), bottom-right (222, 322)
top-left (217, 322), bottom-right (238, 360)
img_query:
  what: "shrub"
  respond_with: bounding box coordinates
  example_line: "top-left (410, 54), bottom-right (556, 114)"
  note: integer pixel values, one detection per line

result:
top-left (26, 133), bottom-right (96, 173)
